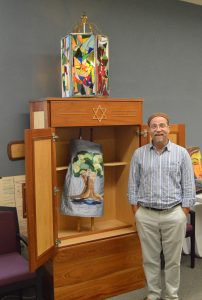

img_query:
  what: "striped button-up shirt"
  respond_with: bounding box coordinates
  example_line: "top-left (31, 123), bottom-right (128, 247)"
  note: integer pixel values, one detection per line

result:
top-left (128, 141), bottom-right (196, 209)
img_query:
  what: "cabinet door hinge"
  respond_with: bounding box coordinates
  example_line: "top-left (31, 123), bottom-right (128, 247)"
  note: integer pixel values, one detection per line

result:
top-left (51, 133), bottom-right (59, 141)
top-left (55, 239), bottom-right (61, 247)
top-left (54, 186), bottom-right (60, 195)
top-left (136, 129), bottom-right (148, 137)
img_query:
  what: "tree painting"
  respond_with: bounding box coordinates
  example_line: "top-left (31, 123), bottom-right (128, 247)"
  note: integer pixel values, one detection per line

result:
top-left (71, 151), bottom-right (104, 202)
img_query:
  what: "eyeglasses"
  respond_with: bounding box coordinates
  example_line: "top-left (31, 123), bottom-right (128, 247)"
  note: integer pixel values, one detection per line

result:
top-left (150, 123), bottom-right (168, 130)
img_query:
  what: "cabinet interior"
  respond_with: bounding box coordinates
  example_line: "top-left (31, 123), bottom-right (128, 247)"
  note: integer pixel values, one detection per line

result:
top-left (54, 125), bottom-right (139, 245)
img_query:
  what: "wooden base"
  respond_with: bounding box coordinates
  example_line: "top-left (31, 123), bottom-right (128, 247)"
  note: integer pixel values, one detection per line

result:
top-left (44, 233), bottom-right (145, 300)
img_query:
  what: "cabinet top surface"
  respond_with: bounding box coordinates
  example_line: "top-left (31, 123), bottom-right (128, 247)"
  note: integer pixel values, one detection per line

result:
top-left (30, 97), bottom-right (144, 103)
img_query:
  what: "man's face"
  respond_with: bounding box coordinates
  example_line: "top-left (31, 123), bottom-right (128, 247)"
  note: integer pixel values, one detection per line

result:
top-left (149, 116), bottom-right (170, 146)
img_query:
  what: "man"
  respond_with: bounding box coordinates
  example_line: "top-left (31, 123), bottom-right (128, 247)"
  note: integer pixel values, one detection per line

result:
top-left (128, 112), bottom-right (195, 300)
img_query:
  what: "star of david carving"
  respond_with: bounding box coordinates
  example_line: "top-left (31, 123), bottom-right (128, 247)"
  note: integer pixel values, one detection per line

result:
top-left (92, 105), bottom-right (107, 122)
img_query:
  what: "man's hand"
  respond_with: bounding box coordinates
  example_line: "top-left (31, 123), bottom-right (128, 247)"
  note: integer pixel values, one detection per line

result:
top-left (131, 204), bottom-right (140, 214)
top-left (182, 207), bottom-right (190, 216)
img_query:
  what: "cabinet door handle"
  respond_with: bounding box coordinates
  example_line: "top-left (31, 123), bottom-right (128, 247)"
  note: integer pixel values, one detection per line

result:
top-left (54, 186), bottom-right (60, 195)
top-left (55, 239), bottom-right (61, 247)
top-left (51, 133), bottom-right (59, 141)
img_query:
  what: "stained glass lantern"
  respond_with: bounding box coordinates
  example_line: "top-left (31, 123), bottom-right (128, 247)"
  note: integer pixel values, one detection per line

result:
top-left (61, 14), bottom-right (109, 97)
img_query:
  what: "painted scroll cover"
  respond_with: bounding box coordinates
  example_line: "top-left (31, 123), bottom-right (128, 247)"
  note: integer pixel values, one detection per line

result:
top-left (61, 139), bottom-right (104, 217)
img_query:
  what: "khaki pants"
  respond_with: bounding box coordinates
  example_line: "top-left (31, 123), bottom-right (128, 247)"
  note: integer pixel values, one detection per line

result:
top-left (135, 205), bottom-right (187, 300)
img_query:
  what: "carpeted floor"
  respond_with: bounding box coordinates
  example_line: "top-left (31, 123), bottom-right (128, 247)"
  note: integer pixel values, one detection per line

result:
top-left (108, 255), bottom-right (202, 300)
top-left (1, 255), bottom-right (202, 300)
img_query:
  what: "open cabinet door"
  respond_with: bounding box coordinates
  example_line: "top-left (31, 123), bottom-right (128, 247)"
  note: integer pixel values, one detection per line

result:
top-left (25, 128), bottom-right (57, 272)
top-left (139, 124), bottom-right (185, 147)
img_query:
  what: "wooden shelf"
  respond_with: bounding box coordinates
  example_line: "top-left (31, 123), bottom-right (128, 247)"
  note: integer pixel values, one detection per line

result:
top-left (58, 224), bottom-right (135, 247)
top-left (104, 162), bottom-right (127, 166)
top-left (56, 161), bottom-right (127, 171)
top-left (59, 219), bottom-right (132, 238)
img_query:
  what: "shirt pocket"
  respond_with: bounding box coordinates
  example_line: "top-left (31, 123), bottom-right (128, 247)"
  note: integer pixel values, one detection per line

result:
top-left (169, 162), bottom-right (179, 175)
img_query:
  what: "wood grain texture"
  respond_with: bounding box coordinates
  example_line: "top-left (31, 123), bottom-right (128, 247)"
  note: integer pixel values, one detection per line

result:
top-left (34, 138), bottom-right (54, 256)
top-left (7, 140), bottom-right (25, 160)
top-left (25, 129), bottom-right (56, 272)
top-left (29, 100), bottom-right (50, 129)
top-left (52, 234), bottom-right (145, 299)
top-left (50, 100), bottom-right (142, 127)
top-left (29, 97), bottom-right (143, 128)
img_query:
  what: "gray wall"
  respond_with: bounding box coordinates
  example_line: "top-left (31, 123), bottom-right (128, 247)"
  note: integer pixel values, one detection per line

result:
top-left (0, 0), bottom-right (202, 176)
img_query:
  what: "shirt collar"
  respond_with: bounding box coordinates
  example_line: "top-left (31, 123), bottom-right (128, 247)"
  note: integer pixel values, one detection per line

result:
top-left (149, 140), bottom-right (171, 152)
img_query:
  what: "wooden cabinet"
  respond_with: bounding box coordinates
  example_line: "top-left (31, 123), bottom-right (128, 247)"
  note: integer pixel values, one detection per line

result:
top-left (25, 97), bottom-right (145, 299)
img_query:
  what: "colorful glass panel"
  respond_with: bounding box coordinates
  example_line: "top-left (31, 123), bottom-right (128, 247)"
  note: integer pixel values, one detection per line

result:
top-left (97, 35), bottom-right (109, 96)
top-left (72, 34), bottom-right (96, 97)
top-left (61, 33), bottom-right (109, 97)
top-left (61, 35), bottom-right (70, 97)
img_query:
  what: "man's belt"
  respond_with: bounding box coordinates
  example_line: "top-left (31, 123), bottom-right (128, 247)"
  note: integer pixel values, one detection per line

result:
top-left (142, 203), bottom-right (181, 211)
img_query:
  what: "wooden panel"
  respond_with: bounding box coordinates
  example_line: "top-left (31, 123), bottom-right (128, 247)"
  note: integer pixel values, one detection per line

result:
top-left (29, 100), bottom-right (50, 129)
top-left (50, 99), bottom-right (143, 127)
top-left (54, 235), bottom-right (142, 285)
top-left (115, 126), bottom-right (139, 228)
top-left (169, 124), bottom-right (185, 146)
top-left (34, 139), bottom-right (54, 256)
top-left (7, 140), bottom-right (25, 160)
top-left (25, 128), bottom-right (56, 272)
top-left (53, 234), bottom-right (145, 299)
top-left (92, 127), bottom-right (117, 162)
top-left (169, 133), bottom-right (177, 144)
top-left (54, 268), bottom-right (144, 300)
